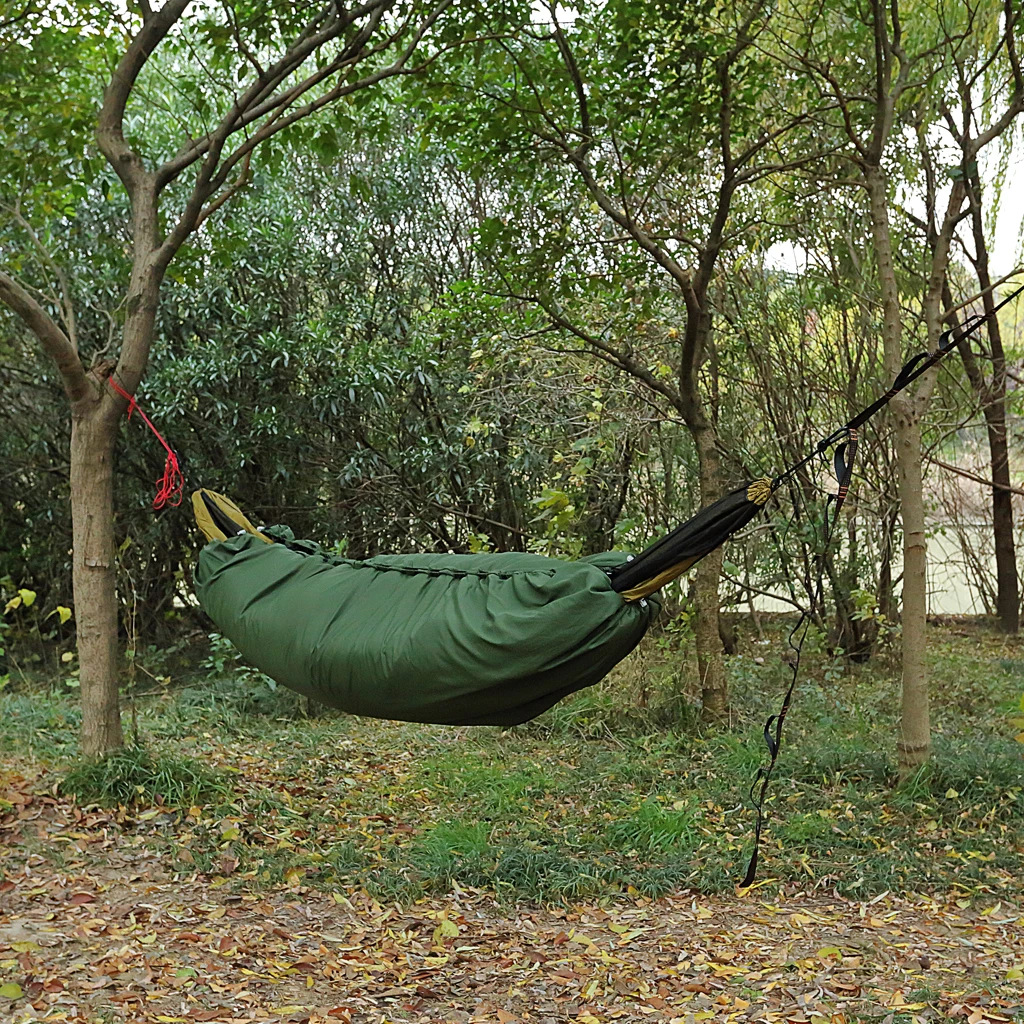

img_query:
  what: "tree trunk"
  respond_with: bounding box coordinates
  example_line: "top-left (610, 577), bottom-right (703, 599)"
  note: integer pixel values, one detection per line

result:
top-left (962, 175), bottom-right (1019, 633)
top-left (892, 409), bottom-right (930, 774)
top-left (693, 422), bottom-right (727, 722)
top-left (876, 502), bottom-right (898, 623)
top-left (71, 391), bottom-right (124, 757)
top-left (865, 166), bottom-right (931, 775)
top-left (988, 410), bottom-right (1019, 632)
top-left (72, 246), bottom-right (163, 757)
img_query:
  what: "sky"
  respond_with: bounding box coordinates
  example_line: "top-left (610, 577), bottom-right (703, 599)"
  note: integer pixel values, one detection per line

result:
top-left (768, 140), bottom-right (1024, 282)
top-left (987, 155), bottom-right (1024, 278)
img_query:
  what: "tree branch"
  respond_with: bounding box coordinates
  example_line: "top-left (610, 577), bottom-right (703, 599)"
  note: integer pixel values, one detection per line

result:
top-left (0, 271), bottom-right (91, 403)
top-left (97, 0), bottom-right (192, 196)
top-left (926, 454), bottom-right (1024, 497)
top-left (193, 149), bottom-right (252, 230)
top-left (154, 0), bottom-right (396, 187)
top-left (1, 202), bottom-right (78, 349)
top-left (156, 1), bottom-right (456, 266)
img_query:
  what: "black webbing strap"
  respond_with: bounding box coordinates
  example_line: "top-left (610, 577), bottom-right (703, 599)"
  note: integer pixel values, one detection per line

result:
top-left (765, 285), bottom-right (1023, 499)
top-left (742, 428), bottom-right (856, 887)
top-left (742, 281), bottom-right (1023, 886)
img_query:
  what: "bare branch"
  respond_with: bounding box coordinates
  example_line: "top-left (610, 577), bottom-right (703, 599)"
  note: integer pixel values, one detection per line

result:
top-left (966, 87), bottom-right (1024, 157)
top-left (942, 268), bottom-right (1023, 320)
top-left (569, 157), bottom-right (693, 291)
top-left (925, 454), bottom-right (1024, 497)
top-left (0, 271), bottom-right (91, 403)
top-left (720, 572), bottom-right (806, 611)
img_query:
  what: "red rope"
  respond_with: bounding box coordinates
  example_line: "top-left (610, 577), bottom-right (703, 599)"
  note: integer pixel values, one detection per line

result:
top-left (108, 377), bottom-right (184, 509)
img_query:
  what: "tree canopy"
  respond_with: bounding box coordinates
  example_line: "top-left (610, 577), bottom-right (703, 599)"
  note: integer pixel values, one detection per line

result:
top-left (1, 0), bottom-right (1023, 766)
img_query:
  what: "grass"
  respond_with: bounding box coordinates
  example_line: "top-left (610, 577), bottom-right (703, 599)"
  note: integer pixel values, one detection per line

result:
top-left (59, 744), bottom-right (232, 808)
top-left (2, 618), bottom-right (1023, 903)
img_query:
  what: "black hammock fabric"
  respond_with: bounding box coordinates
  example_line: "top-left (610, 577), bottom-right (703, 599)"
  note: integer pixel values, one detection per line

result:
top-left (607, 480), bottom-right (773, 600)
top-left (191, 481), bottom-right (773, 726)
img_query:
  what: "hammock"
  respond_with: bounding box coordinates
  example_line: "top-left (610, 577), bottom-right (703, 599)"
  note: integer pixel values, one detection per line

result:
top-left (184, 289), bottom-right (1017, 883)
top-left (187, 290), bottom-right (1018, 731)
top-left (191, 482), bottom-right (772, 725)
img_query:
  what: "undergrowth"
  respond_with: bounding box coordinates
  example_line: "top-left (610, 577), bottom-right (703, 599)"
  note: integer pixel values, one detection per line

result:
top-left (2, 620), bottom-right (1022, 904)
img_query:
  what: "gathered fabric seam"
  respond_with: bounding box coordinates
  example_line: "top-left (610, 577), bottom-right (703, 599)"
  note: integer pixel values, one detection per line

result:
top-left (313, 553), bottom-right (560, 582)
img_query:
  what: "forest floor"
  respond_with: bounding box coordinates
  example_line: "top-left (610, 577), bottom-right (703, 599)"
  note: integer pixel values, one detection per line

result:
top-left (1, 621), bottom-right (1023, 1023)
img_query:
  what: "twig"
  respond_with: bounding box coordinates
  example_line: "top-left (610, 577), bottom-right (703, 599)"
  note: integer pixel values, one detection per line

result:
top-left (720, 572), bottom-right (806, 611)
top-left (925, 454), bottom-right (1024, 497)
top-left (943, 269), bottom-right (1023, 320)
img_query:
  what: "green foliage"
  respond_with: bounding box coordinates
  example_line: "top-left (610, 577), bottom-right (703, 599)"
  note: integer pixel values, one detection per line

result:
top-left (202, 632), bottom-right (278, 693)
top-left (0, 3), bottom-right (112, 224)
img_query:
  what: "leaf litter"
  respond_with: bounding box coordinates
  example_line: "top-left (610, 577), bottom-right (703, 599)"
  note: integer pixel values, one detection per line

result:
top-left (2, 760), bottom-right (1022, 1024)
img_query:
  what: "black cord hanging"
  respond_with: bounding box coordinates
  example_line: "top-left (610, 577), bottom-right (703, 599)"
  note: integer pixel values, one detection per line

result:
top-left (741, 283), bottom-right (1023, 886)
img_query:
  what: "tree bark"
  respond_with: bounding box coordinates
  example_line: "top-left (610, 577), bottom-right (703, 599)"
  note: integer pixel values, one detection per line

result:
top-left (987, 403), bottom-right (1018, 633)
top-left (961, 173), bottom-right (1019, 632)
top-left (953, 308), bottom-right (1018, 633)
top-left (865, 166), bottom-right (931, 775)
top-left (892, 410), bottom-right (930, 774)
top-left (71, 390), bottom-right (124, 756)
top-left (70, 191), bottom-right (165, 755)
top-left (876, 503), bottom-right (898, 623)
top-left (692, 420), bottom-right (727, 722)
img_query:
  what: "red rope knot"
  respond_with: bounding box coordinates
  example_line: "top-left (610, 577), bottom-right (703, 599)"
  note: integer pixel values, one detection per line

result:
top-left (108, 377), bottom-right (184, 510)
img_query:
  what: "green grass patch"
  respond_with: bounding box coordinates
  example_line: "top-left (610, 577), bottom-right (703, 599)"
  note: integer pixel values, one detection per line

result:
top-left (5, 621), bottom-right (1024, 903)
top-left (0, 692), bottom-right (81, 756)
top-left (606, 798), bottom-right (697, 853)
top-left (60, 745), bottom-right (232, 809)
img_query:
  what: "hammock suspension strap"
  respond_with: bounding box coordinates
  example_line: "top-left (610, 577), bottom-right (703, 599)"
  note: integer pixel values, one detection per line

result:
top-left (742, 282), bottom-right (1023, 886)
top-left (742, 427), bottom-right (856, 886)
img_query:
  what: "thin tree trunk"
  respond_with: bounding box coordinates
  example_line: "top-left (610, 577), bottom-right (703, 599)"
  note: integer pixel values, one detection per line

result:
top-left (865, 167), bottom-right (931, 775)
top-left (73, 252), bottom-right (163, 755)
top-left (71, 396), bottom-right (124, 756)
top-left (962, 175), bottom-right (1019, 632)
top-left (693, 422), bottom-right (727, 722)
top-left (892, 412), bottom-right (930, 773)
top-left (988, 409), bottom-right (1018, 632)
top-left (958, 329), bottom-right (1018, 632)
top-left (876, 503), bottom-right (898, 623)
